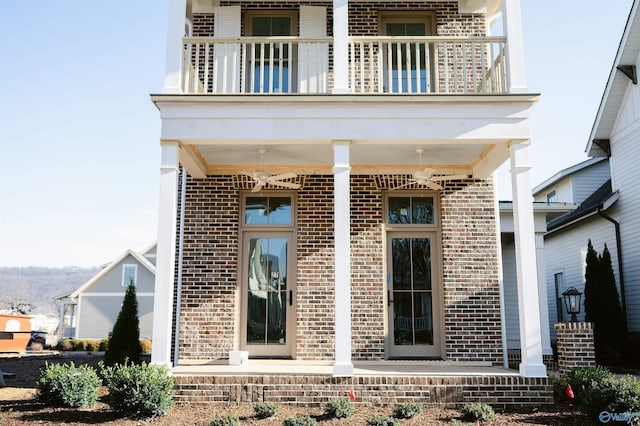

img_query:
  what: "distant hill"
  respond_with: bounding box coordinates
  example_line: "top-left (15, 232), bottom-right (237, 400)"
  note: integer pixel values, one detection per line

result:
top-left (0, 266), bottom-right (100, 316)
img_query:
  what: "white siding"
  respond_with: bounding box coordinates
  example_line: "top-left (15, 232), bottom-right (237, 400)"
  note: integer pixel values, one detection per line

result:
top-left (501, 239), bottom-right (520, 349)
top-left (77, 294), bottom-right (154, 340)
top-left (609, 107), bottom-right (640, 330)
top-left (533, 177), bottom-right (574, 203)
top-left (544, 216), bottom-right (619, 340)
top-left (571, 160), bottom-right (611, 204)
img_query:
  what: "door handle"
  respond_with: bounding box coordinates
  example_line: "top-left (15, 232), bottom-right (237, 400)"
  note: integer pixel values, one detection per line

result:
top-left (289, 290), bottom-right (293, 306)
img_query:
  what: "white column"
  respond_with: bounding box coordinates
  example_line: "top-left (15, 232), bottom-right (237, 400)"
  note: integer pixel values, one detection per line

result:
top-left (536, 233), bottom-right (553, 355)
top-left (509, 143), bottom-right (546, 377)
top-left (501, 0), bottom-right (527, 93)
top-left (151, 141), bottom-right (180, 367)
top-left (333, 141), bottom-right (353, 377)
top-left (163, 0), bottom-right (188, 94)
top-left (332, 0), bottom-right (350, 94)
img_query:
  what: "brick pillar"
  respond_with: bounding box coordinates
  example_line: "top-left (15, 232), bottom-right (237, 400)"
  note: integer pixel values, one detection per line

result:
top-left (554, 322), bottom-right (596, 376)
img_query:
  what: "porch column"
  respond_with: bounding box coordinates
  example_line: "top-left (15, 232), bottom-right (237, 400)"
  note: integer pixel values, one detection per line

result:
top-left (509, 143), bottom-right (547, 377)
top-left (332, 0), bottom-right (350, 94)
top-left (536, 233), bottom-right (553, 355)
top-left (333, 141), bottom-right (354, 377)
top-left (163, 0), bottom-right (188, 93)
top-left (501, 0), bottom-right (527, 92)
top-left (151, 141), bottom-right (180, 367)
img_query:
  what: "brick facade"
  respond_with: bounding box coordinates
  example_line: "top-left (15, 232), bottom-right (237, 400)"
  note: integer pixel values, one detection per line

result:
top-left (173, 174), bottom-right (501, 364)
top-left (173, 374), bottom-right (552, 408)
top-left (555, 322), bottom-right (596, 376)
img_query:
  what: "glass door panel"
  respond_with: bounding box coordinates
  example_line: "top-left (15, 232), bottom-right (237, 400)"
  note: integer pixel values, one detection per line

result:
top-left (386, 23), bottom-right (427, 93)
top-left (388, 233), bottom-right (440, 358)
top-left (250, 16), bottom-right (292, 93)
top-left (243, 233), bottom-right (294, 357)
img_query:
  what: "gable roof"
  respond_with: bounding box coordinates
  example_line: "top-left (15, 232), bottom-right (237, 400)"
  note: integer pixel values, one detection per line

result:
top-left (586, 0), bottom-right (640, 156)
top-left (65, 249), bottom-right (156, 299)
top-left (547, 180), bottom-right (618, 232)
top-left (532, 157), bottom-right (608, 196)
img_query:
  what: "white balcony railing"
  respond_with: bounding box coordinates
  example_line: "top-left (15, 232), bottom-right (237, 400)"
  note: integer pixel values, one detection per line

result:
top-left (181, 36), bottom-right (507, 95)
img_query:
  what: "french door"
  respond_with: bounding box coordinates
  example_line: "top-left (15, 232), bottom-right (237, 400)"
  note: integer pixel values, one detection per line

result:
top-left (241, 232), bottom-right (295, 357)
top-left (387, 232), bottom-right (441, 358)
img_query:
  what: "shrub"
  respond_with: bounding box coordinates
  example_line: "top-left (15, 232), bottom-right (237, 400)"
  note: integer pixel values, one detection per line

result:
top-left (366, 415), bottom-right (400, 426)
top-left (104, 283), bottom-right (142, 365)
top-left (73, 340), bottom-right (86, 351)
top-left (283, 415), bottom-right (318, 426)
top-left (209, 414), bottom-right (240, 426)
top-left (565, 365), bottom-right (613, 402)
top-left (577, 374), bottom-right (640, 418)
top-left (98, 339), bottom-right (109, 351)
top-left (253, 401), bottom-right (278, 418)
top-left (461, 403), bottom-right (495, 422)
top-left (140, 339), bottom-right (152, 354)
top-left (325, 397), bottom-right (355, 418)
top-left (394, 401), bottom-right (422, 418)
top-left (100, 361), bottom-right (174, 417)
top-left (36, 362), bottom-right (101, 408)
top-left (85, 341), bottom-right (96, 351)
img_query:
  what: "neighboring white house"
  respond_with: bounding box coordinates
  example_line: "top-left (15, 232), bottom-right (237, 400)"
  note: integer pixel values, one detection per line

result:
top-left (533, 0), bottom-right (640, 336)
top-left (531, 159), bottom-right (616, 340)
top-left (56, 243), bottom-right (156, 340)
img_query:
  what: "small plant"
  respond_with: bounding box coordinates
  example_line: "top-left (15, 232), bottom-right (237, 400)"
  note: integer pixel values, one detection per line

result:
top-left (36, 362), bottom-right (101, 408)
top-left (98, 339), bottom-right (109, 351)
top-left (100, 361), bottom-right (174, 417)
top-left (366, 415), bottom-right (400, 426)
top-left (209, 414), bottom-right (240, 426)
top-left (325, 397), bottom-right (355, 418)
top-left (461, 403), bottom-right (495, 422)
top-left (394, 401), bottom-right (422, 419)
top-left (253, 401), bottom-right (279, 418)
top-left (283, 415), bottom-right (318, 426)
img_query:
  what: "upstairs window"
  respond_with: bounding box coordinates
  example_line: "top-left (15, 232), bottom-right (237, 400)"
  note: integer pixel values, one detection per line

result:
top-left (547, 190), bottom-right (557, 202)
top-left (122, 264), bottom-right (137, 287)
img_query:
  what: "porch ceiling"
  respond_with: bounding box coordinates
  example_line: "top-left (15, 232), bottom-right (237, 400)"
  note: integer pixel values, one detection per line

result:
top-left (152, 94), bottom-right (538, 178)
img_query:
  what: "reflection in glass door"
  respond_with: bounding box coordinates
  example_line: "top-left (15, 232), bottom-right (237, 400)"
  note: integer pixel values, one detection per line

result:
top-left (242, 233), bottom-right (294, 357)
top-left (388, 233), bottom-right (440, 358)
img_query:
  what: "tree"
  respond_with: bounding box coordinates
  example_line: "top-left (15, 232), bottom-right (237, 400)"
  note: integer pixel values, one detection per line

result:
top-left (583, 240), bottom-right (626, 364)
top-left (104, 283), bottom-right (141, 365)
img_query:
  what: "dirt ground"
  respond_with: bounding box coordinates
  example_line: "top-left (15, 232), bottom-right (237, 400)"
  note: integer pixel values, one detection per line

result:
top-left (0, 387), bottom-right (591, 425)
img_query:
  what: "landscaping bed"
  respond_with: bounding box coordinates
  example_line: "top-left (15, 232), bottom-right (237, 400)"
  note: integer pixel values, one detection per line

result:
top-left (0, 387), bottom-right (588, 425)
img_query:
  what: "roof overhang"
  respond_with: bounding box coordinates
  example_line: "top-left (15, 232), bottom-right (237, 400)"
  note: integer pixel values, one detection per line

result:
top-left (587, 0), bottom-right (640, 156)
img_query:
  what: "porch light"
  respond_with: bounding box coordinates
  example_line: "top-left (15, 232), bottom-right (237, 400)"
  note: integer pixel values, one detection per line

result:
top-left (562, 287), bottom-right (582, 322)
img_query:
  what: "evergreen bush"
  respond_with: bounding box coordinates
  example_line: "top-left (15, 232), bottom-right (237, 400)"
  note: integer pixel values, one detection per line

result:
top-left (325, 397), bottom-right (355, 418)
top-left (394, 401), bottom-right (422, 418)
top-left (584, 240), bottom-right (627, 364)
top-left (100, 361), bottom-right (174, 417)
top-left (36, 362), bottom-right (101, 408)
top-left (209, 414), bottom-right (240, 426)
top-left (104, 283), bottom-right (142, 365)
top-left (253, 401), bottom-right (279, 418)
top-left (366, 415), bottom-right (400, 426)
top-left (461, 403), bottom-right (495, 422)
top-left (283, 415), bottom-right (318, 426)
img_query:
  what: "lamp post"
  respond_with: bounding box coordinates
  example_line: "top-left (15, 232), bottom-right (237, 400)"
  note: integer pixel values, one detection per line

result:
top-left (562, 287), bottom-right (582, 323)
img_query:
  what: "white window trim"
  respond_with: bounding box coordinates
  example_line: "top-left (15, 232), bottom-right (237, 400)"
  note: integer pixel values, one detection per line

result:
top-left (383, 192), bottom-right (440, 229)
top-left (122, 264), bottom-right (138, 287)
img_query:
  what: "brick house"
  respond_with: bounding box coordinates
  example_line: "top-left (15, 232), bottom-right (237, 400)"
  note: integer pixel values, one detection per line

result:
top-left (150, 0), bottom-right (551, 405)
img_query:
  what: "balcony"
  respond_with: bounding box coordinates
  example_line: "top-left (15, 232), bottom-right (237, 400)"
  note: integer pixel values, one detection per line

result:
top-left (181, 35), bottom-right (507, 95)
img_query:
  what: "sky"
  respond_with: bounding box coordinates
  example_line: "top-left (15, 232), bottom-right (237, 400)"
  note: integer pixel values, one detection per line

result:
top-left (0, 0), bottom-right (635, 267)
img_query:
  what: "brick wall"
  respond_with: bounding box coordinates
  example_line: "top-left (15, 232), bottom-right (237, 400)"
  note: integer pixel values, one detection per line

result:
top-left (555, 322), bottom-right (596, 376)
top-left (441, 178), bottom-right (502, 364)
top-left (174, 174), bottom-right (502, 364)
top-left (174, 374), bottom-right (552, 407)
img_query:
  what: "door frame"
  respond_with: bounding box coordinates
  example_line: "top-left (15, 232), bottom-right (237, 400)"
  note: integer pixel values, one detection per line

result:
top-left (383, 192), bottom-right (443, 359)
top-left (239, 231), bottom-right (296, 357)
top-left (238, 192), bottom-right (297, 358)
